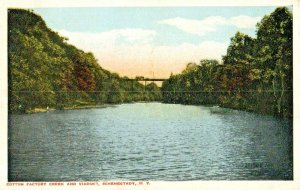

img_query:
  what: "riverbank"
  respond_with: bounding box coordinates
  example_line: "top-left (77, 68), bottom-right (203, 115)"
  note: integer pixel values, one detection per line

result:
top-left (24, 104), bottom-right (117, 114)
top-left (23, 101), bottom-right (162, 114)
top-left (23, 101), bottom-right (291, 120)
top-left (161, 101), bottom-right (293, 119)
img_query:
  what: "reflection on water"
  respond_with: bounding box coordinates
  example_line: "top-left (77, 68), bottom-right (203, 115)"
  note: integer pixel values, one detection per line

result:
top-left (8, 103), bottom-right (292, 181)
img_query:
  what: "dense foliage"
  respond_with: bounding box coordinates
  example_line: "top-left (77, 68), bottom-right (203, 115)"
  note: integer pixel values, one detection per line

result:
top-left (161, 7), bottom-right (293, 118)
top-left (8, 9), bottom-right (161, 113)
top-left (8, 8), bottom-right (292, 118)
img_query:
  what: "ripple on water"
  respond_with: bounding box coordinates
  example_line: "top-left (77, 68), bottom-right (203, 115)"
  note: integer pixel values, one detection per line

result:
top-left (8, 103), bottom-right (293, 181)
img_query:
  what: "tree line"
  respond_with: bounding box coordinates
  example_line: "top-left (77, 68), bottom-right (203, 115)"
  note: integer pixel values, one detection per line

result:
top-left (161, 7), bottom-right (292, 118)
top-left (8, 9), bottom-right (161, 113)
top-left (8, 8), bottom-right (293, 118)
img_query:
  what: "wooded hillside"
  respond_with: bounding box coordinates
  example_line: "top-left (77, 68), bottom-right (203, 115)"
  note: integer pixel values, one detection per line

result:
top-left (161, 7), bottom-right (293, 118)
top-left (8, 9), bottom-right (161, 113)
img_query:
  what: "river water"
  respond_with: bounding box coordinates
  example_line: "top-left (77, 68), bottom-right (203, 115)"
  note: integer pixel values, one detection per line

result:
top-left (8, 102), bottom-right (293, 181)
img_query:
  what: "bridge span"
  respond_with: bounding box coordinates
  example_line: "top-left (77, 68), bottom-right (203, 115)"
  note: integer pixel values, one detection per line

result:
top-left (124, 78), bottom-right (167, 82)
top-left (124, 78), bottom-right (167, 87)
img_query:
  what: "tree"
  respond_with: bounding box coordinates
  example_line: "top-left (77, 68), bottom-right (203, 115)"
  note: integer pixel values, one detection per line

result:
top-left (256, 7), bottom-right (292, 116)
top-left (223, 32), bottom-right (255, 65)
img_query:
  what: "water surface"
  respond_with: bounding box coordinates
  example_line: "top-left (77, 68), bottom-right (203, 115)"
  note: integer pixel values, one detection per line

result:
top-left (8, 103), bottom-right (293, 181)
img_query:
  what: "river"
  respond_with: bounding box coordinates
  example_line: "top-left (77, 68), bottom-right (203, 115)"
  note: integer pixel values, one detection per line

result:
top-left (8, 102), bottom-right (293, 181)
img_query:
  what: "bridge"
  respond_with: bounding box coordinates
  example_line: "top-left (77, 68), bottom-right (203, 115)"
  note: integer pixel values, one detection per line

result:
top-left (124, 77), bottom-right (167, 87)
top-left (124, 78), bottom-right (166, 82)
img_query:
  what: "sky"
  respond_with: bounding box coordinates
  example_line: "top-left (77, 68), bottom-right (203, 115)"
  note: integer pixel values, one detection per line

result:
top-left (35, 7), bottom-right (278, 78)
